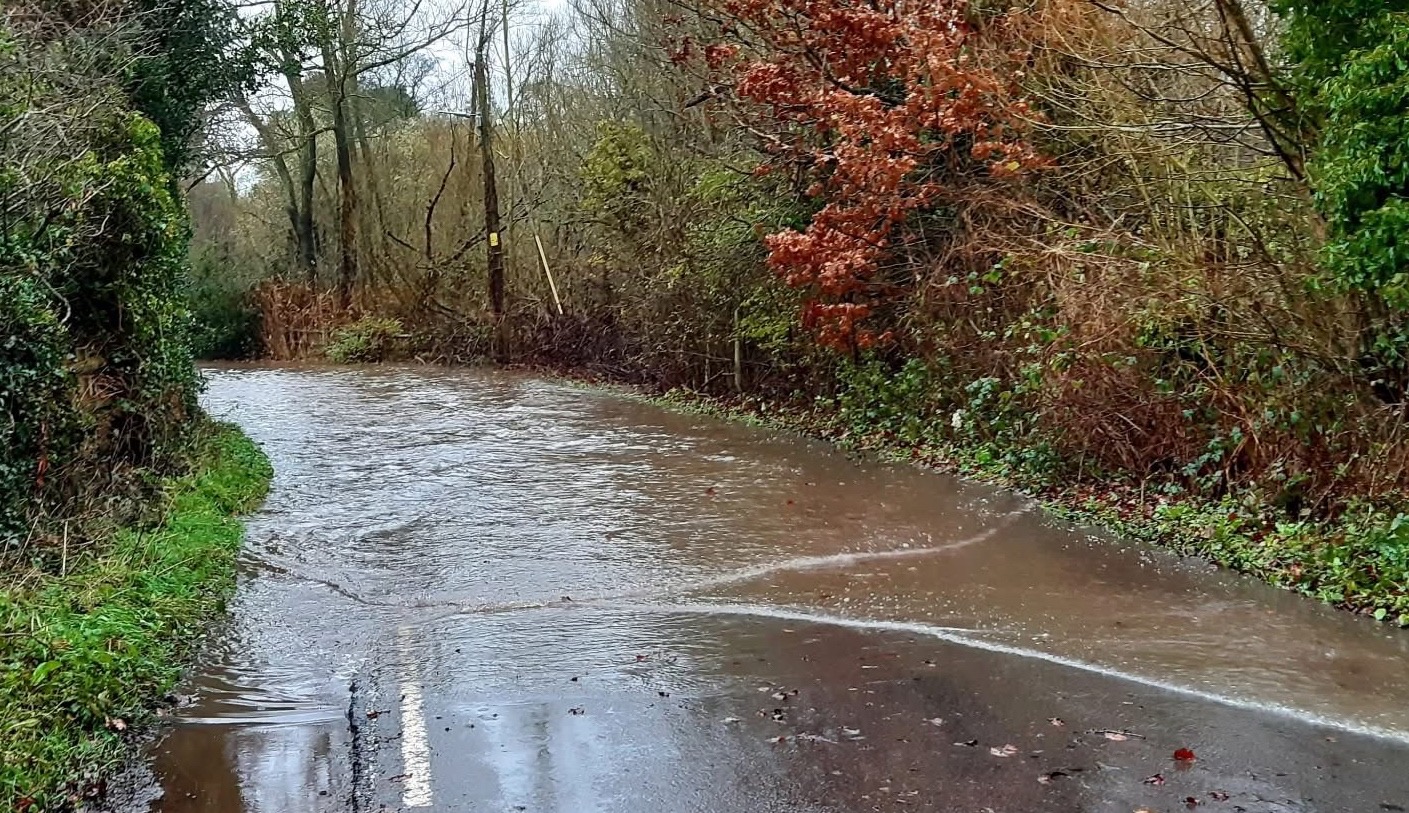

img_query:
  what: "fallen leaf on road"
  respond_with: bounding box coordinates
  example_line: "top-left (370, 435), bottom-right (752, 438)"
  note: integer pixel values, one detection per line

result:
top-left (569, 707), bottom-right (584, 715)
top-left (1143, 774), bottom-right (1165, 786)
top-left (842, 727), bottom-right (862, 737)
top-left (1091, 728), bottom-right (1144, 740)
top-left (722, 716), bottom-right (742, 724)
top-left (924, 717), bottom-right (944, 727)
top-left (1184, 796), bottom-right (1200, 808)
top-left (1174, 747), bottom-right (1197, 762)
top-left (768, 735), bottom-right (789, 744)
top-left (954, 739), bottom-right (979, 747)
top-left (990, 744), bottom-right (1019, 757)
top-left (1210, 791), bottom-right (1230, 802)
top-left (1049, 717), bottom-right (1065, 727)
top-left (1037, 771), bottom-right (1069, 784)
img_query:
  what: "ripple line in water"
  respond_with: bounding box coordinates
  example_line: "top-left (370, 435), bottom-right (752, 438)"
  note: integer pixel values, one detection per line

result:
top-left (671, 515), bottom-right (1020, 596)
top-left (641, 600), bottom-right (1409, 746)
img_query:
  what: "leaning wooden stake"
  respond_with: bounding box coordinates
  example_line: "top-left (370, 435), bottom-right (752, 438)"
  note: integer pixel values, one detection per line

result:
top-left (534, 230), bottom-right (564, 315)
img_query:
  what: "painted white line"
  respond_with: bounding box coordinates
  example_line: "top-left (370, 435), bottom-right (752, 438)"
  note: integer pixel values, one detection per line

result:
top-left (642, 601), bottom-right (1409, 745)
top-left (397, 627), bottom-right (434, 808)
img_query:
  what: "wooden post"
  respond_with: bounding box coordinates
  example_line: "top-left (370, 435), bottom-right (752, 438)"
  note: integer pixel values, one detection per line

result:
top-left (534, 230), bottom-right (563, 315)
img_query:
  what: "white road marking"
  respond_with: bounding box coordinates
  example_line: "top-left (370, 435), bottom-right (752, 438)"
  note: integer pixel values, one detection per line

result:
top-left (397, 627), bottom-right (434, 808)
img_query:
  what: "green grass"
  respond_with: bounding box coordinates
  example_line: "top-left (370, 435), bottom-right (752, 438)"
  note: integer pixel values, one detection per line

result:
top-left (0, 422), bottom-right (271, 810)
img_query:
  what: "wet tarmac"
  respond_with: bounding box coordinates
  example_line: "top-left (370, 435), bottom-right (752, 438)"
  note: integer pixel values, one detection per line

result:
top-left (110, 366), bottom-right (1409, 812)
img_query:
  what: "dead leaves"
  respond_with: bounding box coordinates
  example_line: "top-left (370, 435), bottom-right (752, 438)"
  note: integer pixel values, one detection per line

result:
top-left (989, 744), bottom-right (1019, 757)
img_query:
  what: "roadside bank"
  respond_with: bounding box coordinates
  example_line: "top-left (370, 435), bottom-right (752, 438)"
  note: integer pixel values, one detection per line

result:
top-left (0, 422), bottom-right (271, 811)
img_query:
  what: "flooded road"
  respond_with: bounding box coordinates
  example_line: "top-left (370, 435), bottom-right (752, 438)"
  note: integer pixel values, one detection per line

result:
top-left (115, 365), bottom-right (1409, 812)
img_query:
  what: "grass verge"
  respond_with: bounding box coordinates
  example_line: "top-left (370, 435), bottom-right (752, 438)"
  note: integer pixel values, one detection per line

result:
top-left (0, 421), bottom-right (271, 810)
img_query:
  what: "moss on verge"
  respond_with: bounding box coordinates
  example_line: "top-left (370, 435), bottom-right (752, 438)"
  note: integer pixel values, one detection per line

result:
top-left (0, 422), bottom-right (271, 810)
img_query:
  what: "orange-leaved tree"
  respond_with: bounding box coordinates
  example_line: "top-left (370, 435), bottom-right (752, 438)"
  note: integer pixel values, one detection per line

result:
top-left (701, 0), bottom-right (1044, 349)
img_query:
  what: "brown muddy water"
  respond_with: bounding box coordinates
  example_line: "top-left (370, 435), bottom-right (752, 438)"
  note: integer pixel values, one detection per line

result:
top-left (109, 365), bottom-right (1409, 813)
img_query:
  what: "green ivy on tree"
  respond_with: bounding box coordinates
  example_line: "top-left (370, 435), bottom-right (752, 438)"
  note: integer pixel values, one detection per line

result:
top-left (128, 0), bottom-right (245, 172)
top-left (1277, 2), bottom-right (1409, 382)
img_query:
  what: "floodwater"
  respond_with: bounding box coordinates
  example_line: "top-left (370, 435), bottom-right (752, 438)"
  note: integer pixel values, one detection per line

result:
top-left (111, 365), bottom-right (1409, 813)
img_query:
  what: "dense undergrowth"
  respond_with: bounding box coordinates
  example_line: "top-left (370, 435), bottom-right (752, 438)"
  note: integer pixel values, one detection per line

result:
top-left (0, 422), bottom-right (270, 810)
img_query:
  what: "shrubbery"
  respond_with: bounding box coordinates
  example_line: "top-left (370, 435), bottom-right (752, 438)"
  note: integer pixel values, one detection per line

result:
top-left (1, 2), bottom-right (231, 558)
top-left (326, 317), bottom-right (405, 363)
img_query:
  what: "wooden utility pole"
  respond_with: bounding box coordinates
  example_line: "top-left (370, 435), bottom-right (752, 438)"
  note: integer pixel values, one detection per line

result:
top-left (473, 0), bottom-right (506, 359)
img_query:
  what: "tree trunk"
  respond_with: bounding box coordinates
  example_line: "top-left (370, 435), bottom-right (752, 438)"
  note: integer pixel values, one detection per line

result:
top-left (285, 66), bottom-right (319, 286)
top-left (323, 33), bottom-right (358, 312)
top-left (236, 99), bottom-right (309, 281)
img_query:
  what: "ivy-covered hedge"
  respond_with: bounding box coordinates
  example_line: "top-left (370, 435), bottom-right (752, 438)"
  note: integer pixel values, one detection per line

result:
top-left (1, 12), bottom-right (208, 556)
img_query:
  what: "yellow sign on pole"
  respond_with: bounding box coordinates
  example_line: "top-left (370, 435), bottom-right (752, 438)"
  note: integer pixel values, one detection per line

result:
top-left (488, 232), bottom-right (500, 248)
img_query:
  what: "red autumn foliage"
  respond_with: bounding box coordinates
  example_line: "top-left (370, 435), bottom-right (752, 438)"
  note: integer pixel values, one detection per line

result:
top-left (706, 0), bottom-right (1044, 348)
